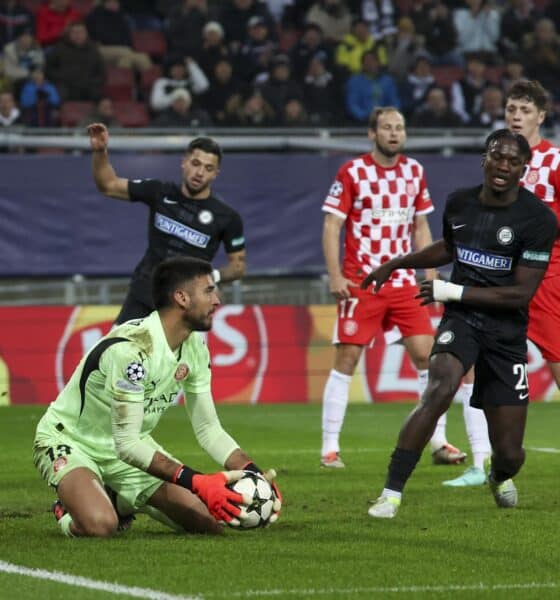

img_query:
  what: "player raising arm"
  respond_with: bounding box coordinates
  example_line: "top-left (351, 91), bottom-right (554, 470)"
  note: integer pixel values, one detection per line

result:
top-left (33, 257), bottom-right (280, 537)
top-left (361, 129), bottom-right (557, 518)
top-left (88, 123), bottom-right (246, 324)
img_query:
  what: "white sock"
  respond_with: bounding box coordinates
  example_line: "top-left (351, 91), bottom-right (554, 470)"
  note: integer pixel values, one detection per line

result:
top-left (460, 383), bottom-right (491, 470)
top-left (321, 369), bottom-right (351, 456)
top-left (58, 513), bottom-right (75, 537)
top-left (382, 488), bottom-right (402, 500)
top-left (417, 369), bottom-right (448, 451)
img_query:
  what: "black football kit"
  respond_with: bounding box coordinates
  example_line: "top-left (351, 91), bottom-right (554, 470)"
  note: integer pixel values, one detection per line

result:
top-left (115, 179), bottom-right (245, 324)
top-left (431, 185), bottom-right (557, 407)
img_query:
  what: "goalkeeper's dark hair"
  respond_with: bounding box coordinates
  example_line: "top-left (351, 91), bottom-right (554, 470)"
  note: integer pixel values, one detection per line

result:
top-left (484, 128), bottom-right (532, 163)
top-left (186, 137), bottom-right (222, 164)
top-left (152, 257), bottom-right (213, 310)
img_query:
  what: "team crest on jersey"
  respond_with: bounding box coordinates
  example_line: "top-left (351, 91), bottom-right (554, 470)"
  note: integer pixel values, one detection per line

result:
top-left (174, 364), bottom-right (189, 380)
top-left (53, 456), bottom-right (68, 473)
top-left (526, 169), bottom-right (539, 184)
top-left (343, 320), bottom-right (358, 336)
top-left (329, 181), bottom-right (343, 197)
top-left (497, 227), bottom-right (514, 245)
top-left (437, 331), bottom-right (454, 345)
top-left (126, 362), bottom-right (145, 382)
top-left (198, 210), bottom-right (213, 225)
top-left (406, 182), bottom-right (416, 196)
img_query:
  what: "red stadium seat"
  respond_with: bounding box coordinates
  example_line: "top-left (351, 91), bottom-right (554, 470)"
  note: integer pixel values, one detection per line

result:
top-left (131, 30), bottom-right (167, 60)
top-left (432, 65), bottom-right (464, 89)
top-left (140, 64), bottom-right (162, 99)
top-left (59, 101), bottom-right (95, 127)
top-left (103, 66), bottom-right (135, 101)
top-left (113, 101), bottom-right (150, 128)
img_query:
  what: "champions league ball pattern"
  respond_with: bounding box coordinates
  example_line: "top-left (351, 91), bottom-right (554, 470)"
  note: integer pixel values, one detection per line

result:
top-left (228, 471), bottom-right (275, 529)
top-left (125, 362), bottom-right (145, 382)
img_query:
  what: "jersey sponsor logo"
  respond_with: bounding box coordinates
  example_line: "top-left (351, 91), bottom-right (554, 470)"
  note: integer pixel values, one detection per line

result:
top-left (126, 362), bottom-right (145, 382)
top-left (198, 210), bottom-right (213, 225)
top-left (497, 226), bottom-right (514, 245)
top-left (154, 213), bottom-right (210, 248)
top-left (370, 207), bottom-right (414, 224)
top-left (329, 181), bottom-right (343, 197)
top-left (526, 169), bottom-right (539, 184)
top-left (522, 250), bottom-right (550, 262)
top-left (437, 330), bottom-right (454, 344)
top-left (451, 223), bottom-right (466, 230)
top-left (116, 378), bottom-right (143, 393)
top-left (456, 246), bottom-right (513, 270)
top-left (231, 236), bottom-right (245, 247)
top-left (174, 364), bottom-right (189, 381)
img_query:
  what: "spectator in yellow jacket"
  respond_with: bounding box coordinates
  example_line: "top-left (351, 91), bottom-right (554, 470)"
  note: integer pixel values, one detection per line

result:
top-left (335, 18), bottom-right (387, 75)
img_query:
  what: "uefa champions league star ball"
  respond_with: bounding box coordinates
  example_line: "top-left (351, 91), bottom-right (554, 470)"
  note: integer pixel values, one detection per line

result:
top-left (228, 471), bottom-right (275, 529)
top-left (125, 362), bottom-right (145, 382)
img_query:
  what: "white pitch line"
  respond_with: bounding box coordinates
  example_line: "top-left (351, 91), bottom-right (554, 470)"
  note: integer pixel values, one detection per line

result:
top-left (0, 561), bottom-right (201, 600)
top-left (213, 581), bottom-right (560, 597)
top-left (527, 447), bottom-right (560, 454)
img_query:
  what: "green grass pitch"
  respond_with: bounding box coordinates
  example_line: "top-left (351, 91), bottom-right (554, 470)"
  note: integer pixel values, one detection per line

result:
top-left (1, 402), bottom-right (560, 599)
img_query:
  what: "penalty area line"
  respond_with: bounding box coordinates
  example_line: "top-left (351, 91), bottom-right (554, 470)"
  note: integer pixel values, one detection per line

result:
top-left (0, 561), bottom-right (201, 600)
top-left (215, 581), bottom-right (560, 597)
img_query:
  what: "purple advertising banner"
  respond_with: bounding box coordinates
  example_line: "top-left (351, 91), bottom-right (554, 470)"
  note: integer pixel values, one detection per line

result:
top-left (0, 153), bottom-right (481, 276)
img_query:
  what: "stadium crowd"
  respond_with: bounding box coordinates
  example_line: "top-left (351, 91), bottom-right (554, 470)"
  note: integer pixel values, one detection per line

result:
top-left (0, 0), bottom-right (559, 129)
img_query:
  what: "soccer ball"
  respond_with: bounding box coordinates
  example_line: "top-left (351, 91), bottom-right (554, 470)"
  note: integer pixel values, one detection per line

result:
top-left (228, 471), bottom-right (275, 529)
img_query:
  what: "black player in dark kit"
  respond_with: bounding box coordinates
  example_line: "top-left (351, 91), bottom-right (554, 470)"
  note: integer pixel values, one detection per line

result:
top-left (87, 123), bottom-right (246, 324)
top-left (361, 129), bottom-right (558, 518)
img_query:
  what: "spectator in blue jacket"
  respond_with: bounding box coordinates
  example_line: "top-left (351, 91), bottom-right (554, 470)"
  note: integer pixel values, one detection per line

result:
top-left (19, 67), bottom-right (60, 126)
top-left (345, 49), bottom-right (399, 123)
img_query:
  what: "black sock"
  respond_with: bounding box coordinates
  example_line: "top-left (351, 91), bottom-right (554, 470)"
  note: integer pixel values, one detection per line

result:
top-left (385, 447), bottom-right (422, 492)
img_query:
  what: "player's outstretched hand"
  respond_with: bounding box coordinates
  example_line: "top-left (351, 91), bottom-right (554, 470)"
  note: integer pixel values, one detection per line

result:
top-left (360, 261), bottom-right (395, 292)
top-left (415, 280), bottom-right (435, 305)
top-left (192, 471), bottom-right (251, 526)
top-left (86, 122), bottom-right (109, 152)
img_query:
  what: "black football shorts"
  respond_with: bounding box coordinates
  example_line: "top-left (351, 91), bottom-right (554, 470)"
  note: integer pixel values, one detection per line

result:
top-left (431, 315), bottom-right (530, 408)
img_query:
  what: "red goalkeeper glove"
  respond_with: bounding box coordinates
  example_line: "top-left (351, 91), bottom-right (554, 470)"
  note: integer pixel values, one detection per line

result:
top-left (191, 471), bottom-right (248, 525)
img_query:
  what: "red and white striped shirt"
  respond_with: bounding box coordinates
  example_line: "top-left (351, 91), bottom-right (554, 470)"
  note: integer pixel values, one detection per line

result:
top-left (521, 139), bottom-right (560, 278)
top-left (322, 153), bottom-right (434, 286)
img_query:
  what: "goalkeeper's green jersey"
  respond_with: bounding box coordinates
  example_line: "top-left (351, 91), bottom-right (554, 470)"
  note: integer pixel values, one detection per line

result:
top-left (36, 311), bottom-right (212, 461)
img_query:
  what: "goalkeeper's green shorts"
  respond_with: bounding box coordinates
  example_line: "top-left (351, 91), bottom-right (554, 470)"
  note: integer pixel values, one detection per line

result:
top-left (33, 426), bottom-right (175, 511)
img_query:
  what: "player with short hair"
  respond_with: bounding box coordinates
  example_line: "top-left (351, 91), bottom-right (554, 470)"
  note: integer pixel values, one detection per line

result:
top-left (33, 256), bottom-right (281, 537)
top-left (87, 123), bottom-right (246, 324)
top-left (505, 80), bottom-right (560, 389)
top-left (320, 106), bottom-right (471, 468)
top-left (363, 129), bottom-right (557, 518)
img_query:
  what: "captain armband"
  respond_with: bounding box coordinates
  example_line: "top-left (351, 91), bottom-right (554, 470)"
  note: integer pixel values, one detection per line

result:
top-left (432, 280), bottom-right (465, 303)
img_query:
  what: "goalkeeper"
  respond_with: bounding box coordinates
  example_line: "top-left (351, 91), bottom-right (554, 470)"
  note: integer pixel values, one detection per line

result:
top-left (33, 257), bottom-right (281, 537)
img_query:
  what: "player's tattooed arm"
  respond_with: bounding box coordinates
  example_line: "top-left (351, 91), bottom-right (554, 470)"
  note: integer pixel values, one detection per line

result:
top-left (218, 250), bottom-right (246, 283)
top-left (87, 123), bottom-right (130, 201)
